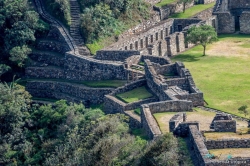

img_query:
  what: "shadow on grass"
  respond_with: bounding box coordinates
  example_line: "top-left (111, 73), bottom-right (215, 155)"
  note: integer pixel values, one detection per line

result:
top-left (218, 34), bottom-right (250, 39)
top-left (171, 53), bottom-right (202, 62)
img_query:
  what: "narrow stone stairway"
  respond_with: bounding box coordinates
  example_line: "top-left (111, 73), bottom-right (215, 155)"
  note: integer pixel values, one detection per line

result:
top-left (69, 0), bottom-right (90, 56)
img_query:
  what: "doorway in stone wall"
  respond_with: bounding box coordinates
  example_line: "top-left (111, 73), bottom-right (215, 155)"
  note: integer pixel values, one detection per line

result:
top-left (235, 16), bottom-right (240, 31)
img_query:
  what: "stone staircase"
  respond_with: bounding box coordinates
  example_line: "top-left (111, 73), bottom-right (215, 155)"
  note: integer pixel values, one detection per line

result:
top-left (69, 0), bottom-right (90, 56)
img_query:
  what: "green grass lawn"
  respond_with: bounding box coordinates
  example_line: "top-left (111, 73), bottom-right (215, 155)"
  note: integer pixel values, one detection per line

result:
top-left (82, 80), bottom-right (127, 88)
top-left (18, 79), bottom-right (127, 88)
top-left (171, 34), bottom-right (250, 118)
top-left (170, 3), bottom-right (215, 18)
top-left (32, 97), bottom-right (60, 103)
top-left (155, 0), bottom-right (176, 7)
top-left (116, 86), bottom-right (153, 103)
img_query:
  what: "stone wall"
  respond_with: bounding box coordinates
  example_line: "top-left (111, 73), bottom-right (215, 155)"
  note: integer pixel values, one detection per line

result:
top-left (36, 40), bottom-right (71, 54)
top-left (26, 67), bottom-right (65, 79)
top-left (103, 79), bottom-right (158, 114)
top-left (141, 55), bottom-right (171, 65)
top-left (174, 121), bottom-right (199, 137)
top-left (26, 81), bottom-right (113, 104)
top-left (192, 8), bottom-right (213, 20)
top-left (205, 139), bottom-right (250, 149)
top-left (189, 125), bottom-right (209, 165)
top-left (144, 59), bottom-right (170, 100)
top-left (169, 113), bottom-right (184, 132)
top-left (103, 95), bottom-right (126, 114)
top-left (157, 1), bottom-right (195, 20)
top-left (147, 100), bottom-right (193, 114)
top-left (29, 51), bottom-right (65, 67)
top-left (141, 105), bottom-right (162, 139)
top-left (228, 0), bottom-right (250, 9)
top-left (214, 120), bottom-right (236, 132)
top-left (95, 50), bottom-right (140, 62)
top-left (215, 12), bottom-right (235, 33)
top-left (64, 53), bottom-right (127, 81)
top-left (240, 11), bottom-right (250, 34)
top-left (105, 19), bottom-right (174, 51)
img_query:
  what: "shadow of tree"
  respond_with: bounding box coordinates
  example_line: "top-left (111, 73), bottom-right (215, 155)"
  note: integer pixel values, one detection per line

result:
top-left (171, 54), bottom-right (202, 62)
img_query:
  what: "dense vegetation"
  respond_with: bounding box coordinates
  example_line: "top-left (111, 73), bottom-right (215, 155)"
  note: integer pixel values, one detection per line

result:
top-left (0, 0), bottom-right (49, 81)
top-left (44, 0), bottom-right (71, 26)
top-left (80, 0), bottom-right (151, 52)
top-left (0, 80), bottom-right (192, 165)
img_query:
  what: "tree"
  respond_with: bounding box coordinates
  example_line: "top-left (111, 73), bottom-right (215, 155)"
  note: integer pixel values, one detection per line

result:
top-left (178, 0), bottom-right (193, 13)
top-left (185, 25), bottom-right (218, 56)
top-left (238, 105), bottom-right (249, 117)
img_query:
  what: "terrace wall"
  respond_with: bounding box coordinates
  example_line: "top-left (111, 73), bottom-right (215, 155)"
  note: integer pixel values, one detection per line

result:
top-left (95, 50), bottom-right (140, 62)
top-left (206, 139), bottom-right (250, 149)
top-left (26, 81), bottom-right (113, 104)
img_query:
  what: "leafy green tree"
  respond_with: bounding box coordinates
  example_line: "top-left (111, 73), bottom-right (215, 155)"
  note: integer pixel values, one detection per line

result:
top-left (238, 105), bottom-right (249, 117)
top-left (185, 25), bottom-right (218, 56)
top-left (178, 0), bottom-right (193, 13)
top-left (0, 64), bottom-right (10, 78)
top-left (9, 45), bottom-right (31, 67)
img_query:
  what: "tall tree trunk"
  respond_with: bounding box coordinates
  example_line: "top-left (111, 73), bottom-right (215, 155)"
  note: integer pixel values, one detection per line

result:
top-left (203, 45), bottom-right (206, 56)
top-left (183, 3), bottom-right (186, 13)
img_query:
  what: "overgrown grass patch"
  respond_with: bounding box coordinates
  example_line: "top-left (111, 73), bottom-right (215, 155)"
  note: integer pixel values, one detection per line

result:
top-left (134, 108), bottom-right (141, 115)
top-left (169, 3), bottom-right (215, 18)
top-left (209, 148), bottom-right (250, 159)
top-left (171, 34), bottom-right (250, 117)
top-left (205, 132), bottom-right (250, 140)
top-left (131, 128), bottom-right (149, 140)
top-left (116, 86), bottom-right (153, 103)
top-left (155, 0), bottom-right (177, 7)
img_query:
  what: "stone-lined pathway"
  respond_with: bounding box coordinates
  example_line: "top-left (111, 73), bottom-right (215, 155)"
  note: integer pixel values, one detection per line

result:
top-left (69, 0), bottom-right (90, 56)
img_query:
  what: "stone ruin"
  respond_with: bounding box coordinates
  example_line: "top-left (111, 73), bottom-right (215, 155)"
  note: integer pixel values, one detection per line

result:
top-left (210, 113), bottom-right (236, 132)
top-left (25, 0), bottom-right (250, 165)
top-left (213, 0), bottom-right (250, 34)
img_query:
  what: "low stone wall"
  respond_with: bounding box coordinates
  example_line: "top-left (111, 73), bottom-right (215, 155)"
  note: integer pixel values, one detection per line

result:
top-left (141, 105), bottom-right (162, 139)
top-left (126, 55), bottom-right (141, 68)
top-left (189, 125), bottom-right (209, 165)
top-left (214, 120), bottom-right (236, 132)
top-left (169, 113), bottom-right (184, 132)
top-left (124, 111), bottom-right (141, 128)
top-left (95, 50), bottom-right (140, 62)
top-left (174, 121), bottom-right (199, 137)
top-left (26, 81), bottom-right (113, 104)
top-left (103, 95), bottom-right (126, 114)
top-left (111, 79), bottom-right (146, 95)
top-left (205, 139), bottom-right (250, 149)
top-left (141, 55), bottom-right (171, 65)
top-left (147, 100), bottom-right (193, 114)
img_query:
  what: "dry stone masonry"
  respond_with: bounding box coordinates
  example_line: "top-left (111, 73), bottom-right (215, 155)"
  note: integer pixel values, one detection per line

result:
top-left (26, 0), bottom-right (250, 165)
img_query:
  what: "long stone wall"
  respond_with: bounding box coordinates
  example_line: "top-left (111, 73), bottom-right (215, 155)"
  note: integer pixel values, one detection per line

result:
top-left (141, 105), bottom-right (162, 139)
top-left (95, 50), bottom-right (140, 61)
top-left (26, 81), bottom-right (113, 104)
top-left (147, 100), bottom-right (193, 114)
top-left (206, 139), bottom-right (250, 149)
